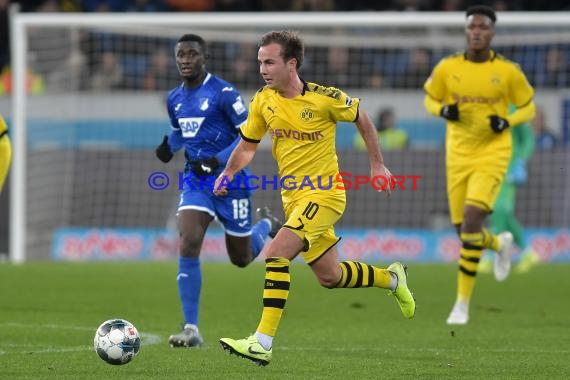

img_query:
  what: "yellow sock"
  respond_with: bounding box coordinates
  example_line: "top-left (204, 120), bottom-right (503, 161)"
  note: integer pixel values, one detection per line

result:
top-left (256, 257), bottom-right (290, 337)
top-left (481, 228), bottom-right (500, 251)
top-left (457, 232), bottom-right (483, 303)
top-left (336, 261), bottom-right (392, 289)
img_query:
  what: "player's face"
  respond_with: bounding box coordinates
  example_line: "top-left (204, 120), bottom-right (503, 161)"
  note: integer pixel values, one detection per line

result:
top-left (175, 41), bottom-right (206, 81)
top-left (465, 14), bottom-right (495, 52)
top-left (258, 43), bottom-right (297, 91)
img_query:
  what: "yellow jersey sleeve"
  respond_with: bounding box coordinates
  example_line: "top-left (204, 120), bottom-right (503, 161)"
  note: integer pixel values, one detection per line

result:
top-left (328, 89), bottom-right (360, 123)
top-left (240, 89), bottom-right (267, 143)
top-left (423, 60), bottom-right (447, 101)
top-left (508, 64), bottom-right (534, 107)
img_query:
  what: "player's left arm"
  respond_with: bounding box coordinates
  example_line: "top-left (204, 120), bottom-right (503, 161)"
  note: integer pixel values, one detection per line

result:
top-left (505, 100), bottom-right (536, 129)
top-left (489, 67), bottom-right (536, 134)
top-left (355, 110), bottom-right (392, 196)
top-left (216, 88), bottom-right (248, 166)
top-left (506, 65), bottom-right (536, 128)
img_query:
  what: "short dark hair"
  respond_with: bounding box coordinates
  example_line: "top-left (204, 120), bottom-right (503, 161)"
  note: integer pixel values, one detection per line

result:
top-left (259, 30), bottom-right (304, 69)
top-left (177, 34), bottom-right (208, 54)
top-left (466, 5), bottom-right (496, 24)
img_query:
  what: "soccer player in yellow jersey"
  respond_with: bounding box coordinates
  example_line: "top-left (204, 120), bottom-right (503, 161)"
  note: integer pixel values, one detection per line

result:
top-left (423, 5), bottom-right (536, 325)
top-left (213, 30), bottom-right (416, 366)
top-left (0, 114), bottom-right (11, 193)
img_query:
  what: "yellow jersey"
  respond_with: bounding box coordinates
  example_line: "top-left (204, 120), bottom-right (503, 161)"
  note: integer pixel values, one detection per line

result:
top-left (424, 51), bottom-right (534, 158)
top-left (240, 81), bottom-right (360, 206)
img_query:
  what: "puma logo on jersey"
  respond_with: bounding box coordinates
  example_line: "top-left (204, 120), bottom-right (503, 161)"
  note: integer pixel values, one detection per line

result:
top-left (267, 106), bottom-right (276, 114)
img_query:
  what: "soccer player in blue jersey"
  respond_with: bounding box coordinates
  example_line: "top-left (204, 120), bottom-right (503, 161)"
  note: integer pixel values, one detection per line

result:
top-left (155, 34), bottom-right (281, 348)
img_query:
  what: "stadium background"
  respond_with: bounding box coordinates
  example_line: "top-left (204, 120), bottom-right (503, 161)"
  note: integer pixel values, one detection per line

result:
top-left (0, 1), bottom-right (569, 262)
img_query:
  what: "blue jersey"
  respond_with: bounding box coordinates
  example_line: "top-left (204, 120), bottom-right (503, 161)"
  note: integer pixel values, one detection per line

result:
top-left (166, 73), bottom-right (247, 161)
top-left (166, 73), bottom-right (251, 191)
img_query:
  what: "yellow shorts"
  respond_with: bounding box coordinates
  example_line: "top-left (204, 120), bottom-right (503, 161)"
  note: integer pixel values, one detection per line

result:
top-left (282, 194), bottom-right (345, 264)
top-left (447, 161), bottom-right (507, 225)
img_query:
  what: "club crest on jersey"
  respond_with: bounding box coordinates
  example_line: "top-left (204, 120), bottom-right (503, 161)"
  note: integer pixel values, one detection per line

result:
top-left (300, 107), bottom-right (314, 122)
top-left (179, 117), bottom-right (205, 138)
top-left (199, 98), bottom-right (209, 111)
top-left (232, 96), bottom-right (246, 115)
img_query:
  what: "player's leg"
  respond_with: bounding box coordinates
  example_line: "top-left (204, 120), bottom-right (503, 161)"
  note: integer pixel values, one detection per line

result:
top-left (468, 171), bottom-right (513, 283)
top-left (446, 166), bottom-right (474, 324)
top-left (480, 183), bottom-right (510, 273)
top-left (214, 190), bottom-right (281, 267)
top-left (168, 192), bottom-right (214, 348)
top-left (447, 167), bottom-right (511, 325)
top-left (307, 239), bottom-right (415, 319)
top-left (219, 199), bottom-right (312, 366)
top-left (219, 227), bottom-right (304, 366)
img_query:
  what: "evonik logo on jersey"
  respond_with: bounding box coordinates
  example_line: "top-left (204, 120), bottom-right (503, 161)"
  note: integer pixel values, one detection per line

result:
top-left (179, 117), bottom-right (205, 138)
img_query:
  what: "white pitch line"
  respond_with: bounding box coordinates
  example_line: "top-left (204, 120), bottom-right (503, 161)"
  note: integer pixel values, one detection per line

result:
top-left (0, 322), bottom-right (162, 355)
top-left (277, 346), bottom-right (570, 354)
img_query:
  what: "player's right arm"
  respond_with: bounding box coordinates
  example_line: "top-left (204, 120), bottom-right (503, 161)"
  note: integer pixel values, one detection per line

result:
top-left (423, 59), bottom-right (459, 121)
top-left (214, 90), bottom-right (267, 195)
top-left (156, 94), bottom-right (184, 163)
top-left (214, 139), bottom-right (258, 196)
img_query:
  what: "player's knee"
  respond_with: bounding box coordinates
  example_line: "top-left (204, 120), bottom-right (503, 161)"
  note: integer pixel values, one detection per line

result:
top-left (462, 207), bottom-right (487, 231)
top-left (317, 273), bottom-right (340, 289)
top-left (459, 231), bottom-right (484, 247)
top-left (179, 236), bottom-right (201, 258)
top-left (229, 255), bottom-right (251, 268)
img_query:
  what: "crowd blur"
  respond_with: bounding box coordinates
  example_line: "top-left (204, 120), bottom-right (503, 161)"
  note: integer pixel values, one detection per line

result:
top-left (9, 0), bottom-right (570, 13)
top-left (1, 0), bottom-right (569, 96)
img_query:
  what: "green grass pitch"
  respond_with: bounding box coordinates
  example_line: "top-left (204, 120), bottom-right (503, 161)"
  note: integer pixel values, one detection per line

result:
top-left (0, 262), bottom-right (569, 379)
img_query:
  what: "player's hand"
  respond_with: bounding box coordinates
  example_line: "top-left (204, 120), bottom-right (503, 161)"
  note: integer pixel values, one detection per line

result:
top-left (489, 115), bottom-right (510, 133)
top-left (372, 165), bottom-right (393, 197)
top-left (509, 158), bottom-right (528, 185)
top-left (155, 136), bottom-right (173, 163)
top-left (190, 157), bottom-right (220, 177)
top-left (213, 172), bottom-right (234, 197)
top-left (440, 103), bottom-right (459, 121)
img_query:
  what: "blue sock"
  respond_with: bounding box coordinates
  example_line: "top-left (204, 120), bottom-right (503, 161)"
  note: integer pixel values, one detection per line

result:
top-left (250, 219), bottom-right (271, 259)
top-left (177, 256), bottom-right (201, 326)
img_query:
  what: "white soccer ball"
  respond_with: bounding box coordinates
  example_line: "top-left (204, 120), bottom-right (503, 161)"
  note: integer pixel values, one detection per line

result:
top-left (94, 319), bottom-right (141, 365)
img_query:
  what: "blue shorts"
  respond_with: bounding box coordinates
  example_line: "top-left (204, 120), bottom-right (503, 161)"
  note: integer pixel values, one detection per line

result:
top-left (178, 187), bottom-right (253, 237)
